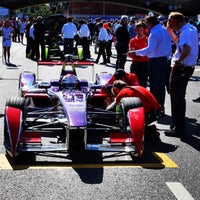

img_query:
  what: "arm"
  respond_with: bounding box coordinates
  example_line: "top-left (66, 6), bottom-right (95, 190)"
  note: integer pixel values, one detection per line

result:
top-left (174, 44), bottom-right (191, 66)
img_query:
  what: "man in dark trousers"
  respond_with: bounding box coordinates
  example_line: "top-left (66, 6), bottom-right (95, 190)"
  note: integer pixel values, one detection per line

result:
top-left (165, 12), bottom-right (199, 139)
top-left (25, 16), bottom-right (34, 58)
top-left (115, 15), bottom-right (130, 70)
top-left (34, 16), bottom-right (46, 61)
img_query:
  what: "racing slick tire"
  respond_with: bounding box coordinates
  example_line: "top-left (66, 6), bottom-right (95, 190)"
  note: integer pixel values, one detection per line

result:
top-left (5, 96), bottom-right (27, 111)
top-left (4, 97), bottom-right (27, 163)
top-left (119, 97), bottom-right (145, 159)
top-left (119, 97), bottom-right (142, 132)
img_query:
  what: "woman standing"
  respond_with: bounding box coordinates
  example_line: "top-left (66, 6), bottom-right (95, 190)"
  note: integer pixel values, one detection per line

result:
top-left (127, 21), bottom-right (148, 87)
top-left (1, 19), bottom-right (14, 64)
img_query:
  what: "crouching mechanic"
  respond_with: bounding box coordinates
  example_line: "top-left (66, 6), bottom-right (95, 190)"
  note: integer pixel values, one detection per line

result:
top-left (106, 80), bottom-right (159, 125)
top-left (101, 69), bottom-right (140, 107)
top-left (106, 69), bottom-right (140, 86)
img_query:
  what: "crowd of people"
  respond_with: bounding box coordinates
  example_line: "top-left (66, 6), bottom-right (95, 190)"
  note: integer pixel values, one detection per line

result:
top-left (0, 11), bottom-right (199, 140)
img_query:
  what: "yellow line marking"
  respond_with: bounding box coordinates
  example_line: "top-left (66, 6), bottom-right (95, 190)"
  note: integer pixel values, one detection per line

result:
top-left (153, 152), bottom-right (179, 168)
top-left (0, 154), bottom-right (13, 170)
top-left (0, 152), bottom-right (178, 170)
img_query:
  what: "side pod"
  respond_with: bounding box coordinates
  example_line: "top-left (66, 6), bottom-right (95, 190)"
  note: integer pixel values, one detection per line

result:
top-left (5, 107), bottom-right (23, 158)
top-left (128, 107), bottom-right (145, 157)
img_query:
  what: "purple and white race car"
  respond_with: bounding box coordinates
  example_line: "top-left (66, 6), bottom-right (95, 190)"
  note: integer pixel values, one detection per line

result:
top-left (4, 57), bottom-right (158, 163)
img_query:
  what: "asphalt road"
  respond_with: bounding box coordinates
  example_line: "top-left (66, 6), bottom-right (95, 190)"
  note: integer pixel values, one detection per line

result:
top-left (0, 37), bottom-right (200, 200)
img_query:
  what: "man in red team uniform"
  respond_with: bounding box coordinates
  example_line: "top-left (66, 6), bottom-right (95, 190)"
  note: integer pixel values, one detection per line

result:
top-left (106, 69), bottom-right (140, 86)
top-left (106, 80), bottom-right (158, 113)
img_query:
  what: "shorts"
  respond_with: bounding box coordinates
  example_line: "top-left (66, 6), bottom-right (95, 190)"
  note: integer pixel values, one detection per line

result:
top-left (3, 39), bottom-right (11, 47)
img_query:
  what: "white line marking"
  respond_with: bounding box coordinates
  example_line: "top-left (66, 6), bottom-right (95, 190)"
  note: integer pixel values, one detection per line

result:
top-left (166, 182), bottom-right (195, 200)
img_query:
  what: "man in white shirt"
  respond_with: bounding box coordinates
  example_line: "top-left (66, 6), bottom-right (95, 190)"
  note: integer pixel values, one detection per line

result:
top-left (165, 12), bottom-right (198, 139)
top-left (133, 15), bottom-right (172, 115)
top-left (62, 16), bottom-right (78, 55)
top-left (78, 19), bottom-right (90, 60)
top-left (94, 22), bottom-right (108, 65)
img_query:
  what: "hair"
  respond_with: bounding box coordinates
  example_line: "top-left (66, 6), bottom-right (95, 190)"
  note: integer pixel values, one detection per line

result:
top-left (67, 16), bottom-right (73, 22)
top-left (113, 80), bottom-right (127, 89)
top-left (135, 20), bottom-right (147, 29)
top-left (98, 22), bottom-right (103, 28)
top-left (36, 16), bottom-right (43, 22)
top-left (145, 15), bottom-right (159, 26)
top-left (120, 15), bottom-right (128, 25)
top-left (168, 12), bottom-right (185, 23)
top-left (114, 69), bottom-right (126, 80)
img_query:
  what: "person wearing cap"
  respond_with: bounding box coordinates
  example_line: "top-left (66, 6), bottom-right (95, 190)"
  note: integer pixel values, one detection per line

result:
top-left (115, 15), bottom-right (130, 70)
top-left (78, 19), bottom-right (91, 60)
top-left (107, 69), bottom-right (140, 86)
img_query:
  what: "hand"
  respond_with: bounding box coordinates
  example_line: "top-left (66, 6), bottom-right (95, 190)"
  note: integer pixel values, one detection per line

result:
top-left (126, 50), bottom-right (136, 57)
top-left (175, 60), bottom-right (181, 66)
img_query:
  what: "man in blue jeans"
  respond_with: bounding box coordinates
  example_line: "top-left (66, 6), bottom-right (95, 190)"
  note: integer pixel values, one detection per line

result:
top-left (130, 15), bottom-right (171, 115)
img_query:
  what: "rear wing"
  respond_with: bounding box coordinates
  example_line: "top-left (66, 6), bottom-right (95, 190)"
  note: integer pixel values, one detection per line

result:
top-left (37, 60), bottom-right (94, 80)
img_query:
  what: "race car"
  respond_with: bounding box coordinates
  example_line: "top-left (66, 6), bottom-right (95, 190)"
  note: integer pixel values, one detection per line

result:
top-left (4, 56), bottom-right (159, 163)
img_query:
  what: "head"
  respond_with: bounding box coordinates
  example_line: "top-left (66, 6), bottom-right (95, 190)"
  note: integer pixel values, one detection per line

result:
top-left (61, 74), bottom-right (79, 89)
top-left (36, 16), bottom-right (43, 23)
top-left (120, 15), bottom-right (129, 26)
top-left (98, 22), bottom-right (103, 29)
top-left (134, 21), bottom-right (147, 37)
top-left (78, 19), bottom-right (86, 25)
top-left (129, 17), bottom-right (135, 25)
top-left (114, 69), bottom-right (126, 80)
top-left (168, 12), bottom-right (185, 32)
top-left (111, 80), bottom-right (127, 96)
top-left (4, 18), bottom-right (10, 27)
top-left (67, 16), bottom-right (73, 23)
top-left (145, 15), bottom-right (159, 30)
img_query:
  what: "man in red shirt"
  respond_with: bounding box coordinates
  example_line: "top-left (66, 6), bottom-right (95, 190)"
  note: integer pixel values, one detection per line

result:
top-left (108, 80), bottom-right (158, 113)
top-left (101, 69), bottom-right (139, 108)
top-left (107, 69), bottom-right (140, 86)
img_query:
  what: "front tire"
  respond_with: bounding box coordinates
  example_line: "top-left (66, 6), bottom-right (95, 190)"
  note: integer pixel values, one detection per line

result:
top-left (4, 97), bottom-right (26, 160)
top-left (119, 97), bottom-right (142, 132)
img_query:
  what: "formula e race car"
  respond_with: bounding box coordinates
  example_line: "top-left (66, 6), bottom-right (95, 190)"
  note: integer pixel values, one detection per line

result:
top-left (4, 56), bottom-right (159, 163)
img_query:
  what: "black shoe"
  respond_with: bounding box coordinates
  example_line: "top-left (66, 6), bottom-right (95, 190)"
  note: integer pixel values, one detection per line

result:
top-left (94, 60), bottom-right (98, 64)
top-left (164, 129), bottom-right (183, 138)
top-left (100, 62), bottom-right (106, 65)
